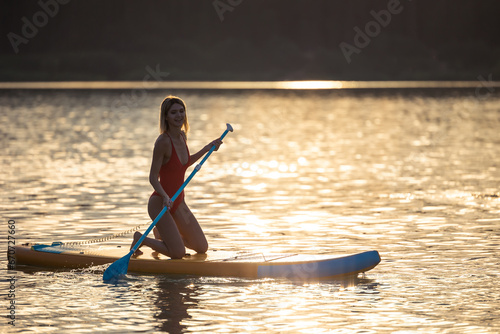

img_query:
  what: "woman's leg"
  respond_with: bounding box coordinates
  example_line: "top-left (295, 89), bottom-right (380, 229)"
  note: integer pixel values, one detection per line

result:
top-left (130, 196), bottom-right (186, 259)
top-left (172, 201), bottom-right (208, 254)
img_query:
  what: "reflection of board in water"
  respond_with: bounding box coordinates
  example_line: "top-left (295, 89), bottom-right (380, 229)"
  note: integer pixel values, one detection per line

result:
top-left (15, 243), bottom-right (380, 280)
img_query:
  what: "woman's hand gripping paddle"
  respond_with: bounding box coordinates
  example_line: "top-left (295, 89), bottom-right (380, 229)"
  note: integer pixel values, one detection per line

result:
top-left (103, 123), bottom-right (234, 281)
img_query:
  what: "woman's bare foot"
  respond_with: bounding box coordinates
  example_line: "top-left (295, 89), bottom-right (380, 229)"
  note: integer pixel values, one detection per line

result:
top-left (130, 231), bottom-right (144, 256)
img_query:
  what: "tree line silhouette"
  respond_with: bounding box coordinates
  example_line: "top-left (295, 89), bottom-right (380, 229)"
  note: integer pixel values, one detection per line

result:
top-left (1, 0), bottom-right (499, 80)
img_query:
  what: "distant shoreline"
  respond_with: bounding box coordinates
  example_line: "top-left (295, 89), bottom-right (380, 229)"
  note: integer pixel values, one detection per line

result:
top-left (1, 80), bottom-right (499, 90)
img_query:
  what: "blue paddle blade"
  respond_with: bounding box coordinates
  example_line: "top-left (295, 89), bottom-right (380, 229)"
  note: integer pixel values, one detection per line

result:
top-left (103, 251), bottom-right (132, 281)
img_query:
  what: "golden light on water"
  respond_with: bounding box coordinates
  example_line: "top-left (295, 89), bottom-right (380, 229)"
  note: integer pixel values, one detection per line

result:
top-left (3, 86), bottom-right (500, 333)
top-left (276, 80), bottom-right (344, 89)
top-left (235, 160), bottom-right (300, 180)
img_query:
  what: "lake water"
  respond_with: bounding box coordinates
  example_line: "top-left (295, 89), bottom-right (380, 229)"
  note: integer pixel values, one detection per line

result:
top-left (1, 86), bottom-right (500, 333)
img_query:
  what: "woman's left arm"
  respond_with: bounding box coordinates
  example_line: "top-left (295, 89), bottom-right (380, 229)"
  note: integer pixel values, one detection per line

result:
top-left (189, 138), bottom-right (223, 166)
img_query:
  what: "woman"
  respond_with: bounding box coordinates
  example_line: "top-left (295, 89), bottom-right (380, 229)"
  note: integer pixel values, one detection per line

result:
top-left (131, 96), bottom-right (222, 258)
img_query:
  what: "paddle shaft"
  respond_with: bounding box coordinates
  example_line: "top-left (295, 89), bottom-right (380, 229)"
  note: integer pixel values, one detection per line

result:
top-left (130, 125), bottom-right (232, 254)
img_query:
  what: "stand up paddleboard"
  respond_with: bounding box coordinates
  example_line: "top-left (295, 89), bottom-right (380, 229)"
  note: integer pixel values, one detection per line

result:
top-left (14, 243), bottom-right (380, 280)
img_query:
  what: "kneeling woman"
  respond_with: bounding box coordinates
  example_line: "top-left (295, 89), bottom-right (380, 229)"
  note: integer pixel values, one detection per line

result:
top-left (131, 96), bottom-right (222, 258)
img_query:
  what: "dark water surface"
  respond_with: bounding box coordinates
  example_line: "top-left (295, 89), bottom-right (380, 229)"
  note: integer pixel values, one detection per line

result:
top-left (1, 88), bottom-right (499, 333)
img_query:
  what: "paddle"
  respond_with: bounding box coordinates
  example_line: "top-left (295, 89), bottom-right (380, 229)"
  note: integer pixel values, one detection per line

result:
top-left (103, 123), bottom-right (234, 281)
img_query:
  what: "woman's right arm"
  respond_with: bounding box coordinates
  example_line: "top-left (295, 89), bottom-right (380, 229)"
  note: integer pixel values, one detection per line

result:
top-left (149, 136), bottom-right (172, 208)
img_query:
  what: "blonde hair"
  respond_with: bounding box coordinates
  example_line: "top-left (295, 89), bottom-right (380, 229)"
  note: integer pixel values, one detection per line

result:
top-left (159, 96), bottom-right (189, 135)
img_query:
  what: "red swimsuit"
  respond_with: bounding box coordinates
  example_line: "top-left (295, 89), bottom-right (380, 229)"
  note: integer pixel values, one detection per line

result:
top-left (151, 134), bottom-right (190, 214)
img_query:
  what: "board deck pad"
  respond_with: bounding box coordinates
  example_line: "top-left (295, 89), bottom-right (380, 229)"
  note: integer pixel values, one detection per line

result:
top-left (15, 243), bottom-right (381, 280)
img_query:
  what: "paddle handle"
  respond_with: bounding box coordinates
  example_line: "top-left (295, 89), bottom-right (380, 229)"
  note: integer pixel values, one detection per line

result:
top-left (130, 123), bottom-right (233, 254)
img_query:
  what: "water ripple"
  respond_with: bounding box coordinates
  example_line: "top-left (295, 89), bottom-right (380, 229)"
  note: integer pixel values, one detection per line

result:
top-left (1, 89), bottom-right (500, 333)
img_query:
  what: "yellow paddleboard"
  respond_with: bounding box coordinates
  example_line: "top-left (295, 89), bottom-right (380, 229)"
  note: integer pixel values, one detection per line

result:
top-left (15, 243), bottom-right (380, 280)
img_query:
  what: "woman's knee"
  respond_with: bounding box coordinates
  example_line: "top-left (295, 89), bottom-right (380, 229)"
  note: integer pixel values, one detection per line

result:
top-left (169, 245), bottom-right (186, 259)
top-left (190, 237), bottom-right (208, 254)
top-left (172, 202), bottom-right (208, 253)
